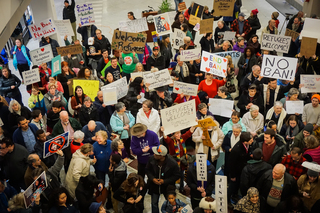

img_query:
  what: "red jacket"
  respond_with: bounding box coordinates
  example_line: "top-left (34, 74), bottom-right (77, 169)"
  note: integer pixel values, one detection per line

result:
top-left (174, 94), bottom-right (200, 111)
top-left (231, 19), bottom-right (251, 40)
top-left (39, 66), bottom-right (52, 77)
top-left (164, 130), bottom-right (192, 157)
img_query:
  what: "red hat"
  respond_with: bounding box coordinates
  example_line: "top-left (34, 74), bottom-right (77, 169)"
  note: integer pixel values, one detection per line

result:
top-left (252, 9), bottom-right (259, 16)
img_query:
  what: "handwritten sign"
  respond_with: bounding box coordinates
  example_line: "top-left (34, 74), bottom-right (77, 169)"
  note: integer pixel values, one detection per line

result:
top-left (180, 48), bottom-right (201, 61)
top-left (302, 161), bottom-right (320, 172)
top-left (215, 175), bottom-right (228, 213)
top-left (73, 79), bottom-right (100, 101)
top-left (286, 101), bottom-right (304, 114)
top-left (261, 55), bottom-right (297, 81)
top-left (223, 31), bottom-right (236, 41)
top-left (56, 44), bottom-right (83, 56)
top-left (22, 68), bottom-right (40, 86)
top-left (143, 69), bottom-right (173, 90)
top-left (196, 153), bottom-right (207, 181)
top-left (30, 44), bottom-right (53, 65)
top-left (300, 18), bottom-right (320, 42)
top-left (285, 28), bottom-right (300, 41)
top-left (53, 20), bottom-right (74, 36)
top-left (209, 98), bottom-right (234, 117)
top-left (43, 132), bottom-right (69, 158)
top-left (51, 55), bottom-right (61, 77)
top-left (119, 17), bottom-right (148, 33)
top-left (200, 18), bottom-right (214, 34)
top-left (23, 171), bottom-right (47, 208)
top-left (261, 34), bottom-right (291, 53)
top-left (300, 37), bottom-right (317, 58)
top-left (76, 3), bottom-right (95, 26)
top-left (300, 75), bottom-right (320, 93)
top-left (213, 0), bottom-right (234, 16)
top-left (153, 13), bottom-right (172, 36)
top-left (28, 18), bottom-right (56, 39)
top-left (101, 77), bottom-right (128, 100)
top-left (111, 30), bottom-right (147, 54)
top-left (200, 51), bottom-right (228, 78)
top-left (215, 51), bottom-right (241, 67)
top-left (173, 81), bottom-right (198, 96)
top-left (189, 15), bottom-right (201, 26)
top-left (179, 2), bottom-right (187, 10)
top-left (160, 99), bottom-right (197, 135)
top-left (101, 87), bottom-right (117, 105)
top-left (172, 28), bottom-right (185, 50)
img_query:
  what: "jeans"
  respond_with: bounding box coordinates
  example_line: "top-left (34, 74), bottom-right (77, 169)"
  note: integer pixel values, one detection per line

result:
top-left (151, 193), bottom-right (160, 213)
top-left (174, 0), bottom-right (183, 11)
top-left (138, 162), bottom-right (146, 178)
top-left (95, 170), bottom-right (107, 185)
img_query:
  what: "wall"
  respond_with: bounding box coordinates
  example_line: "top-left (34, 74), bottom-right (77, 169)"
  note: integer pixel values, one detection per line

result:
top-left (303, 0), bottom-right (320, 17)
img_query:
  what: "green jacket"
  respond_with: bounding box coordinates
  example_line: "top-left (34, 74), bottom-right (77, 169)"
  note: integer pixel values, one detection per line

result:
top-left (51, 117), bottom-right (82, 137)
top-left (292, 130), bottom-right (315, 151)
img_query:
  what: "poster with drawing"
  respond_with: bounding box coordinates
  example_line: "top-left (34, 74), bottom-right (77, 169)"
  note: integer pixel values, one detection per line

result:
top-left (153, 13), bottom-right (172, 36)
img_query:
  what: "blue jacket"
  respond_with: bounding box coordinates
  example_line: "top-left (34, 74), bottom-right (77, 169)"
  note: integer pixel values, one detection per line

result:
top-left (161, 199), bottom-right (186, 213)
top-left (10, 45), bottom-right (31, 64)
top-left (1, 48), bottom-right (8, 65)
top-left (0, 74), bottom-right (21, 98)
top-left (221, 118), bottom-right (247, 135)
top-left (93, 140), bottom-right (112, 172)
top-left (0, 182), bottom-right (17, 213)
top-left (12, 123), bottom-right (38, 150)
top-left (82, 121), bottom-right (109, 144)
top-left (110, 111), bottom-right (135, 139)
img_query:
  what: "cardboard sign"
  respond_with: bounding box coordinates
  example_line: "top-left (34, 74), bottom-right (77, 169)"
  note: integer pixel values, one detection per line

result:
top-left (51, 55), bottom-right (61, 77)
top-left (190, 3), bottom-right (204, 18)
top-left (30, 44), bottom-right (54, 65)
top-left (179, 2), bottom-right (187, 10)
top-left (56, 44), bottom-right (83, 56)
top-left (172, 28), bottom-right (185, 50)
top-left (23, 171), bottom-right (47, 208)
top-left (215, 51), bottom-right (241, 68)
top-left (180, 48), bottom-right (201, 61)
top-left (143, 69), bottom-right (173, 90)
top-left (173, 81), bottom-right (198, 96)
top-left (200, 18), bottom-right (214, 34)
top-left (300, 37), bottom-right (317, 58)
top-left (189, 15), bottom-right (201, 26)
top-left (196, 153), bottom-right (207, 181)
top-left (119, 17), bottom-right (149, 33)
top-left (101, 77), bottom-right (128, 100)
top-left (73, 79), bottom-right (100, 101)
top-left (160, 99), bottom-right (197, 135)
top-left (101, 87), bottom-right (117, 105)
top-left (28, 18), bottom-right (56, 39)
top-left (76, 3), bottom-right (95, 26)
top-left (200, 51), bottom-right (228, 78)
top-left (215, 175), bottom-right (228, 213)
top-left (111, 30), bottom-right (147, 54)
top-left (300, 18), bottom-right (320, 42)
top-left (153, 13), bottom-right (172, 36)
top-left (261, 33), bottom-right (292, 53)
top-left (300, 75), bottom-right (320, 93)
top-left (43, 132), bottom-right (69, 158)
top-left (261, 55), bottom-right (298, 81)
top-left (209, 98), bottom-right (234, 117)
top-left (286, 101), bottom-right (304, 114)
top-left (22, 68), bottom-right (40, 86)
top-left (53, 20), bottom-right (74, 36)
top-left (223, 31), bottom-right (236, 41)
top-left (213, 0), bottom-right (234, 16)
top-left (285, 28), bottom-right (300, 41)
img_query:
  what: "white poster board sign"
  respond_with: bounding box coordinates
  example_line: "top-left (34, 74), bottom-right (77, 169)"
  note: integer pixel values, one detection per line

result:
top-left (30, 44), bottom-right (54, 65)
top-left (261, 55), bottom-right (298, 81)
top-left (180, 48), bottom-right (201, 61)
top-left (181, 205), bottom-right (193, 213)
top-left (300, 18), bottom-right (320, 42)
top-left (261, 33), bottom-right (292, 53)
top-left (160, 99), bottom-right (197, 135)
top-left (196, 153), bottom-right (207, 181)
top-left (209, 98), bottom-right (233, 117)
top-left (53, 20), bottom-right (74, 36)
top-left (119, 17), bottom-right (148, 33)
top-left (302, 161), bottom-right (320, 172)
top-left (101, 77), bottom-right (128, 100)
top-left (130, 72), bottom-right (143, 80)
top-left (153, 13), bottom-right (172, 36)
top-left (167, 11), bottom-right (177, 25)
top-left (173, 81), bottom-right (198, 96)
top-left (215, 51), bottom-right (241, 68)
top-left (101, 87), bottom-right (117, 105)
top-left (223, 31), bottom-right (236, 41)
top-left (200, 51), bottom-right (228, 78)
top-left (28, 18), bottom-right (56, 39)
top-left (300, 75), bottom-right (320, 93)
top-left (22, 68), bottom-right (40, 86)
top-left (76, 3), bottom-right (95, 26)
top-left (172, 28), bottom-right (185, 50)
top-left (286, 101), bottom-right (304, 114)
top-left (215, 175), bottom-right (228, 213)
top-left (143, 69), bottom-right (173, 90)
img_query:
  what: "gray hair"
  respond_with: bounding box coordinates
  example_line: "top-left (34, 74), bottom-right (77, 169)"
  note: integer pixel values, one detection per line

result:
top-left (252, 65), bottom-right (260, 72)
top-left (218, 86), bottom-right (228, 94)
top-left (84, 96), bottom-right (92, 102)
top-left (287, 88), bottom-right (299, 98)
top-left (274, 101), bottom-right (283, 107)
top-left (74, 130), bottom-right (85, 140)
top-left (250, 104), bottom-right (259, 112)
top-left (27, 154), bottom-right (38, 166)
top-left (115, 102), bottom-right (125, 112)
top-left (8, 100), bottom-right (21, 113)
top-left (151, 67), bottom-right (159, 72)
top-left (111, 138), bottom-right (121, 151)
top-left (223, 40), bottom-right (231, 47)
top-left (217, 20), bottom-right (224, 25)
top-left (232, 123), bottom-right (242, 131)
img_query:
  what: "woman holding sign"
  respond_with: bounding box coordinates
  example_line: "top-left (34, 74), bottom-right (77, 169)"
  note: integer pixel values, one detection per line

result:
top-left (198, 73), bottom-right (226, 103)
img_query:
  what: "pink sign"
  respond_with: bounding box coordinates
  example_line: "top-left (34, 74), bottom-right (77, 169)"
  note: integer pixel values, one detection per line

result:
top-left (28, 18), bottom-right (56, 39)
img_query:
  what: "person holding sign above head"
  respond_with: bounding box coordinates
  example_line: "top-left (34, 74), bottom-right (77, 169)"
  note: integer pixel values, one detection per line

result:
top-left (231, 12), bottom-right (251, 40)
top-left (145, 85), bottom-right (173, 112)
top-left (197, 73), bottom-right (226, 103)
top-left (10, 39), bottom-right (31, 79)
top-left (0, 67), bottom-right (23, 106)
top-left (146, 46), bottom-right (165, 71)
top-left (296, 52), bottom-right (320, 75)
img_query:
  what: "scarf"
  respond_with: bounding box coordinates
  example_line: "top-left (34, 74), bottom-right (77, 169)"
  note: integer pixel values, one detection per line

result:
top-left (266, 108), bottom-right (287, 132)
top-left (231, 132), bottom-right (241, 148)
top-left (234, 187), bottom-right (260, 213)
top-left (85, 104), bottom-right (94, 114)
top-left (174, 138), bottom-right (186, 166)
top-left (174, 62), bottom-right (189, 79)
top-left (265, 85), bottom-right (272, 106)
top-left (13, 45), bottom-right (31, 70)
top-left (286, 124), bottom-right (300, 138)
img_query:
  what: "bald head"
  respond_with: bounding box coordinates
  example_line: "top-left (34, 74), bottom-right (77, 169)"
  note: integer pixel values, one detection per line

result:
top-left (88, 120), bottom-right (97, 131)
top-left (60, 111), bottom-right (69, 124)
top-left (184, 37), bottom-right (191, 44)
top-left (97, 91), bottom-right (103, 102)
top-left (272, 164), bottom-right (286, 180)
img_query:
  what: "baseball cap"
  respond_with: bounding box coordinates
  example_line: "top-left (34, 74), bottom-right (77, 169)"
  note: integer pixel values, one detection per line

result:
top-left (238, 12), bottom-right (246, 17)
top-left (152, 145), bottom-right (168, 156)
top-left (153, 46), bottom-right (159, 51)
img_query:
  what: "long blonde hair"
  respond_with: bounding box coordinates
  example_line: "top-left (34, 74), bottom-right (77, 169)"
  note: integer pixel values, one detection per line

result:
top-left (225, 55), bottom-right (234, 69)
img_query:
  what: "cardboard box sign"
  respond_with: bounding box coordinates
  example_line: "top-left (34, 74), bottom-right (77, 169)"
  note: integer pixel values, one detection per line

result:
top-left (57, 45), bottom-right (83, 56)
top-left (212, 0), bottom-right (234, 16)
top-left (111, 30), bottom-right (147, 54)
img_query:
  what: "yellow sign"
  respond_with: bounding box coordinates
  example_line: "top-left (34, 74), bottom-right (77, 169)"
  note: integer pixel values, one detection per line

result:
top-left (195, 117), bottom-right (216, 147)
top-left (73, 80), bottom-right (100, 101)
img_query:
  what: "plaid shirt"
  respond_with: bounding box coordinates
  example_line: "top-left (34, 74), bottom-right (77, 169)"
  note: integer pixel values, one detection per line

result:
top-left (281, 155), bottom-right (307, 180)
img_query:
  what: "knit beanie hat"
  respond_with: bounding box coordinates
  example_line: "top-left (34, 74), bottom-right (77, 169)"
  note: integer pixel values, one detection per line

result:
top-left (252, 9), bottom-right (259, 16)
top-left (304, 123), bottom-right (314, 134)
top-left (272, 12), bottom-right (279, 19)
top-left (312, 94), bottom-right (320, 102)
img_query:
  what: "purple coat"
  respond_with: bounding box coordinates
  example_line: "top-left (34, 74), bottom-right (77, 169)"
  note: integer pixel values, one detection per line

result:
top-left (131, 130), bottom-right (160, 164)
top-left (232, 42), bottom-right (247, 53)
top-left (112, 148), bottom-right (128, 159)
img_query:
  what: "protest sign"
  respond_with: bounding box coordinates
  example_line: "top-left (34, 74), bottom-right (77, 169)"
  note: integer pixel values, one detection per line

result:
top-left (179, 2), bottom-right (187, 10)
top-left (200, 51), bottom-right (228, 78)
top-left (200, 18), bottom-right (214, 34)
top-left (28, 18), bottom-right (56, 39)
top-left (215, 51), bottom-right (241, 67)
top-left (300, 18), bottom-right (320, 42)
top-left (215, 175), bottom-right (228, 213)
top-left (43, 132), bottom-right (69, 158)
top-left (180, 48), bottom-right (201, 61)
top-left (130, 72), bottom-right (143, 81)
top-left (51, 55), bottom-right (61, 77)
top-left (189, 15), bottom-right (201, 26)
top-left (286, 101), bottom-right (304, 114)
top-left (300, 75), bottom-right (320, 93)
top-left (181, 205), bottom-right (193, 213)
top-left (101, 77), bottom-right (128, 100)
top-left (76, 3), bottom-right (95, 26)
top-left (300, 37), bottom-right (317, 58)
top-left (101, 87), bottom-right (117, 105)
top-left (190, 3), bottom-right (204, 18)
top-left (143, 69), bottom-right (173, 90)
top-left (302, 161), bottom-right (320, 172)
top-left (261, 33), bottom-right (291, 53)
top-left (261, 55), bottom-right (297, 81)
top-left (213, 0), bottom-right (234, 16)
top-left (285, 28), bottom-right (299, 41)
top-left (119, 17), bottom-right (148, 33)
top-left (209, 98), bottom-right (233, 117)
top-left (53, 20), bottom-right (74, 36)
top-left (223, 31), bottom-right (236, 41)
top-left (111, 30), bottom-right (147, 54)
top-left (153, 13), bottom-right (172, 36)
top-left (56, 44), bottom-right (83, 56)
top-left (24, 171), bottom-right (47, 208)
top-left (193, 23), bottom-right (200, 32)
top-left (73, 79), bottom-right (100, 101)
top-left (30, 44), bottom-right (53, 65)
top-left (172, 28), bottom-right (185, 49)
top-left (22, 68), bottom-right (40, 86)
top-left (137, 92), bottom-right (147, 104)
top-left (167, 11), bottom-right (177, 25)
top-left (160, 99), bottom-right (197, 135)
top-left (196, 153), bottom-right (207, 181)
top-left (173, 81), bottom-right (198, 96)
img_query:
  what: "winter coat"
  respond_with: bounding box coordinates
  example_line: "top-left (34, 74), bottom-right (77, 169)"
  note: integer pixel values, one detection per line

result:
top-left (136, 108), bottom-right (160, 136)
top-left (237, 54), bottom-right (258, 86)
top-left (93, 97), bottom-right (114, 127)
top-left (297, 174), bottom-right (320, 210)
top-left (57, 72), bottom-right (76, 100)
top-left (231, 19), bottom-right (251, 40)
top-left (280, 122), bottom-right (305, 146)
top-left (174, 94), bottom-right (200, 111)
top-left (51, 117), bottom-right (82, 137)
top-left (24, 161), bottom-right (48, 187)
top-left (199, 37), bottom-right (215, 53)
top-left (110, 111), bottom-right (135, 139)
top-left (240, 72), bottom-right (267, 93)
top-left (145, 90), bottom-right (173, 111)
top-left (39, 38), bottom-right (60, 57)
top-left (189, 61), bottom-right (204, 85)
top-left (94, 35), bottom-right (111, 55)
top-left (77, 25), bottom-right (98, 46)
top-left (8, 106), bottom-right (32, 133)
top-left (62, 0), bottom-right (76, 22)
top-left (44, 90), bottom-right (67, 111)
top-left (126, 86), bottom-right (144, 117)
top-left (0, 74), bottom-right (21, 98)
top-left (304, 146), bottom-right (320, 165)
top-left (82, 121), bottom-right (108, 144)
top-left (232, 42), bottom-right (247, 53)
top-left (261, 26), bottom-right (278, 42)
top-left (49, 204), bottom-right (78, 213)
top-left (146, 53), bottom-right (165, 71)
top-left (28, 93), bottom-right (47, 116)
top-left (228, 141), bottom-right (251, 178)
top-left (92, 140), bottom-right (112, 172)
top-left (247, 16), bottom-right (261, 39)
top-left (108, 160), bottom-right (127, 190)
top-left (34, 139), bottom-right (57, 168)
top-left (242, 111), bottom-right (264, 133)
top-left (79, 104), bottom-right (99, 126)
top-left (221, 118), bottom-right (247, 135)
top-left (214, 25), bottom-right (231, 44)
